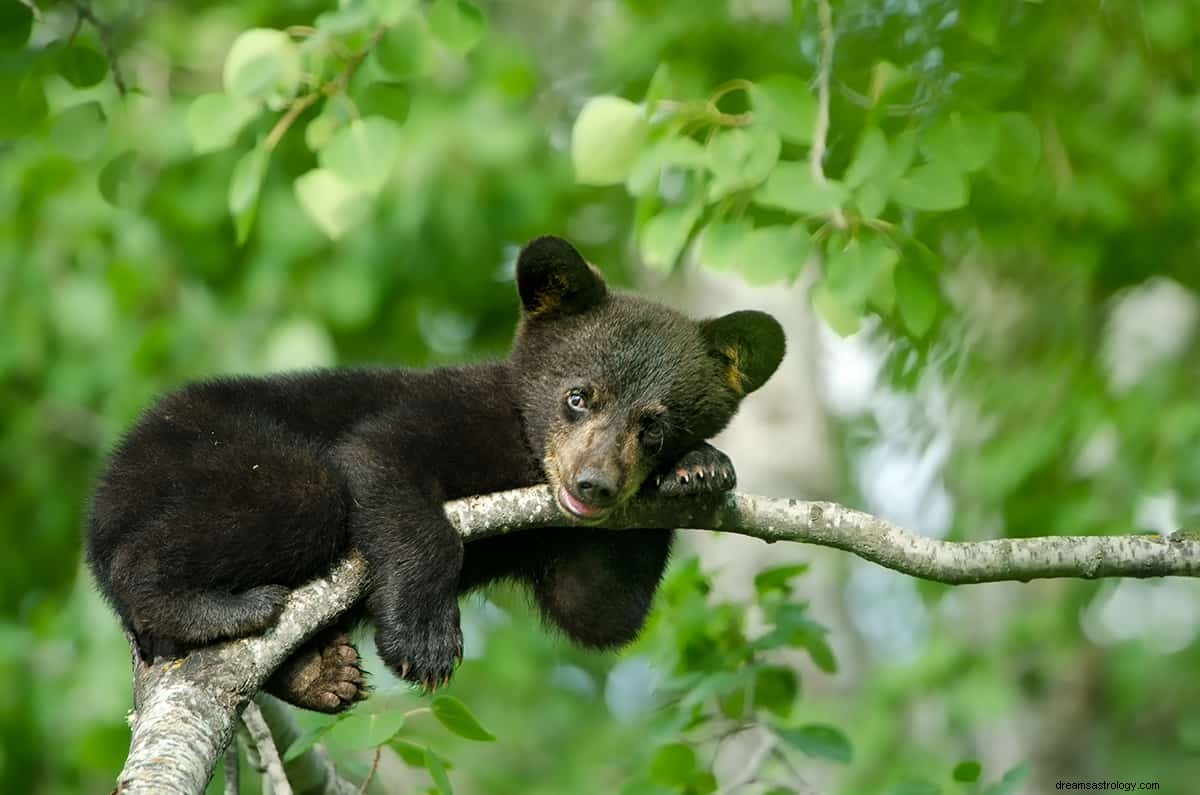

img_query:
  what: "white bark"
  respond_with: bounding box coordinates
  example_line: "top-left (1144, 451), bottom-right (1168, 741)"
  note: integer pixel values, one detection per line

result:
top-left (116, 486), bottom-right (1200, 793)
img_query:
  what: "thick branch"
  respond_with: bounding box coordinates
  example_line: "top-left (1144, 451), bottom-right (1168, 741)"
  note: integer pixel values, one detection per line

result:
top-left (117, 486), bottom-right (1200, 793)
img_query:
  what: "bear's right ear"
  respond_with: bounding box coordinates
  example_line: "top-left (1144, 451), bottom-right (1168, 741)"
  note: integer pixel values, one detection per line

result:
top-left (516, 236), bottom-right (607, 317)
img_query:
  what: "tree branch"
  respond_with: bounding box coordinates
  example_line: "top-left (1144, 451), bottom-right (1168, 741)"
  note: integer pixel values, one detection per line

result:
top-left (116, 486), bottom-right (1200, 793)
top-left (242, 701), bottom-right (293, 795)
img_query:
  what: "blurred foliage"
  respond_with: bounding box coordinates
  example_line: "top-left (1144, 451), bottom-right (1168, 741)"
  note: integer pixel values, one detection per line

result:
top-left (3, 0), bottom-right (1200, 793)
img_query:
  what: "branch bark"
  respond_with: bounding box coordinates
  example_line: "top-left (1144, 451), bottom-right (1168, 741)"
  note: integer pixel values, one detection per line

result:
top-left (116, 485), bottom-right (1200, 793)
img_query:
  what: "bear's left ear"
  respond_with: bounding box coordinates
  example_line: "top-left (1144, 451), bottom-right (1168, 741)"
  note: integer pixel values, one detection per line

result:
top-left (700, 310), bottom-right (786, 396)
top-left (516, 236), bottom-right (607, 317)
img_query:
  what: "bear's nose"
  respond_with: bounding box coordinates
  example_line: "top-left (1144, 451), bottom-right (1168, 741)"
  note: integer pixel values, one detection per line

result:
top-left (575, 469), bottom-right (617, 507)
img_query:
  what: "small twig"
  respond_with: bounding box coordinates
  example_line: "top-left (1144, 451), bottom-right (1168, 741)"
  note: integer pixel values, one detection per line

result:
top-left (264, 26), bottom-right (388, 151)
top-left (223, 742), bottom-right (241, 795)
top-left (242, 702), bottom-right (294, 795)
top-left (357, 747), bottom-right (382, 795)
top-left (809, 0), bottom-right (847, 229)
top-left (69, 0), bottom-right (127, 96)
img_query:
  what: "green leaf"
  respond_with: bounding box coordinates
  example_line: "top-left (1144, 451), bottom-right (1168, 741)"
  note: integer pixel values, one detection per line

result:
top-left (425, 746), bottom-right (454, 795)
top-left (982, 763), bottom-right (1029, 795)
top-left (753, 564), bottom-right (810, 597)
top-left (952, 761), bottom-right (982, 783)
top-left (318, 116), bottom-right (403, 193)
top-left (706, 126), bottom-right (780, 199)
top-left (844, 127), bottom-right (887, 189)
top-left (774, 724), bottom-right (853, 764)
top-left (374, 16), bottom-right (430, 79)
top-left (98, 151), bottom-right (138, 207)
top-left (0, 73), bottom-right (46, 140)
top-left (891, 162), bottom-right (968, 212)
top-left (222, 28), bottom-right (302, 106)
top-left (697, 218), bottom-right (753, 273)
top-left (56, 45), bottom-right (108, 88)
top-left (812, 281), bottom-right (862, 337)
top-left (750, 75), bottom-right (817, 144)
top-left (229, 145), bottom-right (269, 244)
top-left (187, 93), bottom-right (260, 154)
top-left (390, 738), bottom-right (453, 769)
top-left (921, 112), bottom-right (998, 173)
top-left (428, 0), bottom-right (487, 54)
top-left (824, 235), bottom-right (899, 311)
top-left (893, 264), bottom-right (940, 338)
top-left (572, 95), bottom-right (648, 186)
top-left (754, 162), bottom-right (847, 216)
top-left (886, 780), bottom-right (941, 795)
top-left (0, 1), bottom-right (33, 49)
top-left (625, 136), bottom-right (707, 196)
top-left (282, 721), bottom-right (337, 762)
top-left (431, 695), bottom-right (496, 741)
top-left (753, 666), bottom-right (799, 717)
top-left (294, 168), bottom-right (372, 240)
top-left (639, 201), bottom-right (702, 272)
top-left (50, 102), bottom-right (107, 161)
top-left (357, 81), bottom-right (411, 124)
top-left (648, 743), bottom-right (697, 786)
top-left (325, 709), bottom-right (407, 750)
top-left (371, 0), bottom-right (418, 25)
top-left (989, 112), bottom-right (1041, 189)
top-left (880, 128), bottom-right (918, 184)
top-left (738, 224), bottom-right (811, 285)
top-left (689, 771), bottom-right (718, 795)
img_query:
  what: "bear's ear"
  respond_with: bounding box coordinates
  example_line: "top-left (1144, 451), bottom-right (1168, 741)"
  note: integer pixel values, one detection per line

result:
top-left (516, 236), bottom-right (607, 318)
top-left (700, 310), bottom-right (786, 396)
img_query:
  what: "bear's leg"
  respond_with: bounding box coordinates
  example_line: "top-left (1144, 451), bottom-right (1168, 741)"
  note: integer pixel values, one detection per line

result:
top-left (265, 626), bottom-right (367, 713)
top-left (530, 528), bottom-right (674, 649)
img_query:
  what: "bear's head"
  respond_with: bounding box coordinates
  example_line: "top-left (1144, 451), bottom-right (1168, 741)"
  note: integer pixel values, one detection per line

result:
top-left (510, 236), bottom-right (785, 522)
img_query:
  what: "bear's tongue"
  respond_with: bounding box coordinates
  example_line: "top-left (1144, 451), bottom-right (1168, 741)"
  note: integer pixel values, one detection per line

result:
top-left (558, 486), bottom-right (604, 518)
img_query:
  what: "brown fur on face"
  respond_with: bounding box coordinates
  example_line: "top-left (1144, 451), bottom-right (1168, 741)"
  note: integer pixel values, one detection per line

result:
top-left (541, 391), bottom-right (661, 518)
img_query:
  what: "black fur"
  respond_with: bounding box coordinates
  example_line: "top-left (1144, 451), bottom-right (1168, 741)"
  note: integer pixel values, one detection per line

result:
top-left (86, 235), bottom-right (785, 700)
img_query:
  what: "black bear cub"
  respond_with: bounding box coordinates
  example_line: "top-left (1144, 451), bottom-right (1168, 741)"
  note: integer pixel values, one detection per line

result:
top-left (87, 236), bottom-right (785, 712)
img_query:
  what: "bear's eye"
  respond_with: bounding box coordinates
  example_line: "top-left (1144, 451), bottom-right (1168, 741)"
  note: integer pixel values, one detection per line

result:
top-left (566, 389), bottom-right (588, 413)
top-left (641, 421), bottom-right (664, 450)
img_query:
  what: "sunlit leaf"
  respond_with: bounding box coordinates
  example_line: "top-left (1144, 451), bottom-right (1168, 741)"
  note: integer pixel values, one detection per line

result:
top-left (639, 201), bottom-right (702, 272)
top-left (390, 738), bottom-right (454, 769)
top-left (891, 162), bottom-right (968, 212)
top-left (738, 224), bottom-right (811, 285)
top-left (431, 695), bottom-right (496, 741)
top-left (812, 281), bottom-right (862, 337)
top-left (754, 162), bottom-right (847, 216)
top-left (425, 746), bottom-right (454, 794)
top-left (775, 724), bottom-right (853, 763)
top-left (318, 116), bottom-right (403, 193)
top-left (893, 264), bottom-right (940, 338)
top-left (824, 235), bottom-right (899, 311)
top-left (229, 145), bottom-right (269, 244)
top-left (753, 564), bottom-right (810, 597)
top-left (844, 127), bottom-right (887, 189)
top-left (222, 28), bottom-right (302, 106)
top-left (697, 218), bottom-right (753, 273)
top-left (325, 709), bottom-right (407, 750)
top-left (572, 96), bottom-right (648, 186)
top-left (921, 112), bottom-right (998, 173)
top-left (282, 721), bottom-right (337, 762)
top-left (187, 93), bottom-right (260, 154)
top-left (750, 75), bottom-right (817, 144)
top-left (706, 126), bottom-right (780, 199)
top-left (294, 167), bottom-right (372, 240)
top-left (428, 0), bottom-right (487, 54)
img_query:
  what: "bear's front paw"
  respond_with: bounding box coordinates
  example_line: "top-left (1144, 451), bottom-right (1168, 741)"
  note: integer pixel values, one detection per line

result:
top-left (655, 443), bottom-right (736, 497)
top-left (376, 602), bottom-right (463, 692)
